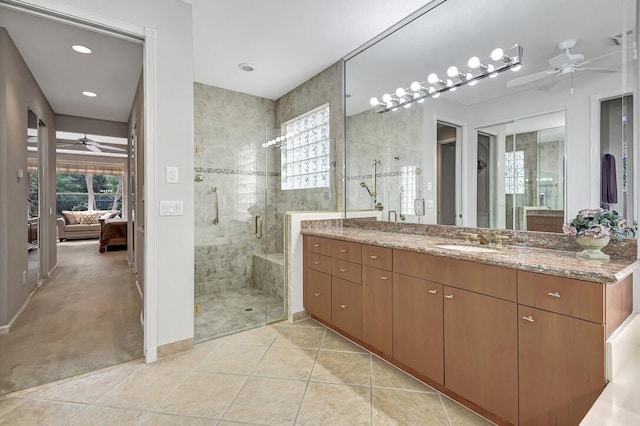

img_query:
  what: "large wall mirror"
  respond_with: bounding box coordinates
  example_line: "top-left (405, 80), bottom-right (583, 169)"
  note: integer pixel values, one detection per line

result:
top-left (344, 0), bottom-right (636, 233)
top-left (27, 109), bottom-right (46, 287)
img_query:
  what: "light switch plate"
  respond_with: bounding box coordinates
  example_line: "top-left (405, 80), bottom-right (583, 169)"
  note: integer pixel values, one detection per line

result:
top-left (160, 200), bottom-right (183, 216)
top-left (166, 166), bottom-right (179, 183)
top-left (426, 199), bottom-right (435, 209)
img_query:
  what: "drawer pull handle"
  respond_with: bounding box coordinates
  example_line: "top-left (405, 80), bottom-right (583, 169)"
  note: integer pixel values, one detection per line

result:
top-left (370, 255), bottom-right (378, 259)
top-left (548, 291), bottom-right (561, 298)
top-left (429, 289), bottom-right (438, 294)
top-left (522, 315), bottom-right (534, 322)
top-left (444, 294), bottom-right (454, 299)
top-left (339, 249), bottom-right (347, 253)
top-left (340, 268), bottom-right (347, 272)
top-left (313, 261), bottom-right (320, 265)
top-left (313, 244), bottom-right (320, 247)
top-left (380, 276), bottom-right (388, 280)
top-left (314, 293), bottom-right (320, 297)
top-left (340, 304), bottom-right (347, 309)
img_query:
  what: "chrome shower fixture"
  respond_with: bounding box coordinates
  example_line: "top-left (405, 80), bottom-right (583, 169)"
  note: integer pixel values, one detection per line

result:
top-left (194, 174), bottom-right (205, 182)
top-left (360, 181), bottom-right (374, 197)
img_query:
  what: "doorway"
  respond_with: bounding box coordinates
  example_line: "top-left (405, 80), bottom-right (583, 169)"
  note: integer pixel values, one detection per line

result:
top-left (437, 121), bottom-right (460, 225)
top-left (476, 132), bottom-right (492, 228)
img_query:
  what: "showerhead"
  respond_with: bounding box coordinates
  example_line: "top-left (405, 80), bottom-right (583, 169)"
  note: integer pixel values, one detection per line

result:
top-left (360, 181), bottom-right (374, 197)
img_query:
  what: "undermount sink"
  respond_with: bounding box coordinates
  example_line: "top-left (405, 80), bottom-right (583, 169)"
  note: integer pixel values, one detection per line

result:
top-left (435, 244), bottom-right (498, 253)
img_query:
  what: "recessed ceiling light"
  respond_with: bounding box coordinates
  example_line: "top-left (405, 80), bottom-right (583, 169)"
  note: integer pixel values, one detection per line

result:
top-left (72, 45), bottom-right (92, 54)
top-left (82, 91), bottom-right (97, 97)
top-left (238, 63), bottom-right (255, 72)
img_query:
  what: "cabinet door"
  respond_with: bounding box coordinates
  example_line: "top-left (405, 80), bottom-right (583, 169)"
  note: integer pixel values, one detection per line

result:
top-left (444, 286), bottom-right (518, 425)
top-left (362, 266), bottom-right (393, 355)
top-left (519, 306), bottom-right (605, 426)
top-left (393, 273), bottom-right (443, 385)
top-left (332, 277), bottom-right (362, 339)
top-left (304, 269), bottom-right (331, 324)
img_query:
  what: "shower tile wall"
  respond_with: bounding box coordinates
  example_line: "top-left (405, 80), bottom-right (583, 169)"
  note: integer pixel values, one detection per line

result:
top-left (194, 83), bottom-right (276, 295)
top-left (346, 107), bottom-right (423, 221)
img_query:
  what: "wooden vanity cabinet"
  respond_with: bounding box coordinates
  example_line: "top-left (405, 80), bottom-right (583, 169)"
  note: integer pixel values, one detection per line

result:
top-left (332, 276), bottom-right (362, 339)
top-left (304, 268), bottom-right (332, 324)
top-left (444, 286), bottom-right (519, 425)
top-left (393, 272), bottom-right (443, 384)
top-left (362, 264), bottom-right (393, 356)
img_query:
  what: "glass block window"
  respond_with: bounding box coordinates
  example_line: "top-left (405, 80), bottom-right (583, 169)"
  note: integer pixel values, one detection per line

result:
top-left (281, 104), bottom-right (330, 190)
top-left (505, 150), bottom-right (525, 194)
top-left (400, 166), bottom-right (418, 215)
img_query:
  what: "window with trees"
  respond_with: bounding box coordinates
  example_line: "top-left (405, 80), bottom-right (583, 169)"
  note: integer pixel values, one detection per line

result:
top-left (56, 174), bottom-right (123, 216)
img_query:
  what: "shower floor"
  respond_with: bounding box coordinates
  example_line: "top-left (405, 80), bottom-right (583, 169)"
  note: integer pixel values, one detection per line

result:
top-left (194, 287), bottom-right (285, 342)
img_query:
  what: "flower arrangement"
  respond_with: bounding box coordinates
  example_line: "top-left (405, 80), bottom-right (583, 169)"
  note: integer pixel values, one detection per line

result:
top-left (562, 208), bottom-right (636, 239)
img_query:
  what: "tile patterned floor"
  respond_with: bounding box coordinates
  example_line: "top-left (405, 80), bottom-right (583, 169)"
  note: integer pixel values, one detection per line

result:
top-left (0, 320), bottom-right (494, 425)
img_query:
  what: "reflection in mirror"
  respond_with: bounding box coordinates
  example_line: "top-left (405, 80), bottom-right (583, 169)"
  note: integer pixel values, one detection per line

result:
top-left (27, 109), bottom-right (39, 287)
top-left (475, 111), bottom-right (566, 231)
top-left (344, 0), bottom-right (636, 233)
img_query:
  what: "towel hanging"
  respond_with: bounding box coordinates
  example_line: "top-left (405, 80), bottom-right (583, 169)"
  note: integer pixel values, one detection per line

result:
top-left (600, 153), bottom-right (617, 209)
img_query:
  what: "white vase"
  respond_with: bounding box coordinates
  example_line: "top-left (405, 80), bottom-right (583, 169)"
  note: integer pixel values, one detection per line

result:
top-left (575, 235), bottom-right (610, 260)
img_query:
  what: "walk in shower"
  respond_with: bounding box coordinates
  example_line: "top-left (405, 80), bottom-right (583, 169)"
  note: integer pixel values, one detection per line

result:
top-left (194, 127), bottom-right (285, 341)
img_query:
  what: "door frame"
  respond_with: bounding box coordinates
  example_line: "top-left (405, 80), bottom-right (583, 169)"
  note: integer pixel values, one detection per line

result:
top-left (4, 0), bottom-right (158, 362)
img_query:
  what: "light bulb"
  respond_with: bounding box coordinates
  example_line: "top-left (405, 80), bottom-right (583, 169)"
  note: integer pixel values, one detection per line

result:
top-left (398, 97), bottom-right (406, 104)
top-left (391, 107), bottom-right (398, 112)
top-left (465, 72), bottom-right (473, 80)
top-left (446, 79), bottom-right (453, 87)
top-left (396, 87), bottom-right (406, 97)
top-left (370, 97), bottom-right (379, 106)
top-left (510, 64), bottom-right (522, 72)
top-left (489, 72), bottom-right (498, 78)
top-left (382, 93), bottom-right (392, 103)
top-left (447, 66), bottom-right (459, 78)
top-left (449, 86), bottom-right (457, 92)
top-left (468, 56), bottom-right (480, 69)
top-left (404, 103), bottom-right (411, 109)
top-left (468, 79), bottom-right (478, 86)
top-left (432, 92), bottom-right (440, 99)
top-left (491, 48), bottom-right (504, 61)
top-left (386, 101), bottom-right (394, 109)
top-left (487, 64), bottom-right (495, 73)
top-left (417, 98), bottom-right (425, 103)
top-left (413, 92), bottom-right (421, 99)
top-left (410, 81), bottom-right (422, 92)
top-left (427, 73), bottom-right (439, 84)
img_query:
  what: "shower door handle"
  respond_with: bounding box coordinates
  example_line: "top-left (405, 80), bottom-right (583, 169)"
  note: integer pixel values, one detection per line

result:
top-left (255, 215), bottom-right (263, 239)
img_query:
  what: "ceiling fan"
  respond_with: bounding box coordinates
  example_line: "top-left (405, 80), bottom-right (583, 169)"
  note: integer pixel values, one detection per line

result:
top-left (506, 40), bottom-right (617, 89)
top-left (57, 134), bottom-right (127, 153)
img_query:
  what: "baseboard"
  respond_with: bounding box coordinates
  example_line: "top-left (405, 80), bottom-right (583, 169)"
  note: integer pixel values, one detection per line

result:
top-left (157, 337), bottom-right (194, 359)
top-left (47, 263), bottom-right (59, 278)
top-left (135, 279), bottom-right (143, 300)
top-left (292, 310), bottom-right (309, 322)
top-left (0, 286), bottom-right (37, 334)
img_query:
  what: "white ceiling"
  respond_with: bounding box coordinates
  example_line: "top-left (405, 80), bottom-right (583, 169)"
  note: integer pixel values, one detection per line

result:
top-left (1, 0), bottom-right (432, 123)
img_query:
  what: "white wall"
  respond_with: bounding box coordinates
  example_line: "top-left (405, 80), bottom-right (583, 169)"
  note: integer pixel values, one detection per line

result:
top-left (18, 0), bottom-right (196, 351)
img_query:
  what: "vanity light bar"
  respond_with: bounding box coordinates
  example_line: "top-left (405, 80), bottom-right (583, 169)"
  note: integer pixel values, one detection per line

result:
top-left (370, 44), bottom-right (523, 114)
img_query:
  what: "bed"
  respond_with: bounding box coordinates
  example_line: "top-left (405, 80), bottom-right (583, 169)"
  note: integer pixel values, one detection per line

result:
top-left (99, 218), bottom-right (128, 253)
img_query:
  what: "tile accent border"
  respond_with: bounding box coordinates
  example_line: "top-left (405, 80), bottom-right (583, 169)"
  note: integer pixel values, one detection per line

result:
top-left (195, 167), bottom-right (280, 177)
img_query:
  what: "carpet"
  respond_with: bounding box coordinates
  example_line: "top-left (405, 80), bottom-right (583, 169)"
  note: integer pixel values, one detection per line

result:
top-left (0, 240), bottom-right (143, 395)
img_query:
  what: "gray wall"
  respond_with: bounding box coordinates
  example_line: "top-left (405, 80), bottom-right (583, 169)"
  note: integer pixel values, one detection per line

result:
top-left (0, 28), bottom-right (56, 327)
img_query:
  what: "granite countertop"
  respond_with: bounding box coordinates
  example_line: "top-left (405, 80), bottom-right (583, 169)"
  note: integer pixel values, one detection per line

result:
top-left (302, 226), bottom-right (639, 284)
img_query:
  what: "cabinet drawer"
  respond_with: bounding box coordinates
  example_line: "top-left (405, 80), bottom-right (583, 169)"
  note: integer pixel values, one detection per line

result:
top-left (332, 277), bottom-right (362, 339)
top-left (304, 269), bottom-right (331, 324)
top-left (362, 244), bottom-right (392, 271)
top-left (518, 271), bottom-right (604, 323)
top-left (332, 240), bottom-right (361, 263)
top-left (393, 249), bottom-right (428, 278)
top-left (307, 252), bottom-right (331, 274)
top-left (332, 258), bottom-right (361, 284)
top-left (306, 235), bottom-right (332, 256)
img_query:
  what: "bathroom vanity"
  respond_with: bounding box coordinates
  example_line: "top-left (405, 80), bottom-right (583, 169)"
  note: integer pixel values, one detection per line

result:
top-left (301, 220), bottom-right (637, 426)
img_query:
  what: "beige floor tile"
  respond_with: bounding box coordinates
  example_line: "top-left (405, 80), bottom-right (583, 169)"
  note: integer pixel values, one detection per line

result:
top-left (440, 394), bottom-right (495, 425)
top-left (152, 340), bottom-right (223, 371)
top-left (223, 377), bottom-right (306, 425)
top-left (372, 388), bottom-right (448, 425)
top-left (224, 326), bottom-right (279, 346)
top-left (0, 399), bottom-right (84, 425)
top-left (310, 351), bottom-right (371, 386)
top-left (0, 397), bottom-right (27, 417)
top-left (94, 366), bottom-right (187, 410)
top-left (271, 325), bottom-right (325, 349)
top-left (371, 357), bottom-right (435, 393)
top-left (140, 412), bottom-right (218, 425)
top-left (68, 406), bottom-right (146, 425)
top-left (25, 363), bottom-right (141, 404)
top-left (296, 382), bottom-right (371, 425)
top-left (320, 329), bottom-right (368, 353)
top-left (253, 346), bottom-right (317, 380)
top-left (154, 372), bottom-right (247, 418)
top-left (198, 344), bottom-right (268, 375)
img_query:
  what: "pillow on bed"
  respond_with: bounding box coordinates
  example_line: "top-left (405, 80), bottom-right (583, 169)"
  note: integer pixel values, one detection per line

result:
top-left (80, 211), bottom-right (99, 225)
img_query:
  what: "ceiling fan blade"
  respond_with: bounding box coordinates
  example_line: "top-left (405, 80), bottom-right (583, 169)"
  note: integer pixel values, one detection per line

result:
top-left (91, 142), bottom-right (126, 152)
top-left (575, 67), bottom-right (617, 73)
top-left (57, 143), bottom-right (77, 148)
top-left (85, 144), bottom-right (101, 153)
top-left (506, 69), bottom-right (558, 88)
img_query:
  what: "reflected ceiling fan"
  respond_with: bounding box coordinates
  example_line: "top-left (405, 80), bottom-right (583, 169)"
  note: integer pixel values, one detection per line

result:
top-left (57, 134), bottom-right (126, 153)
top-left (506, 40), bottom-right (617, 89)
